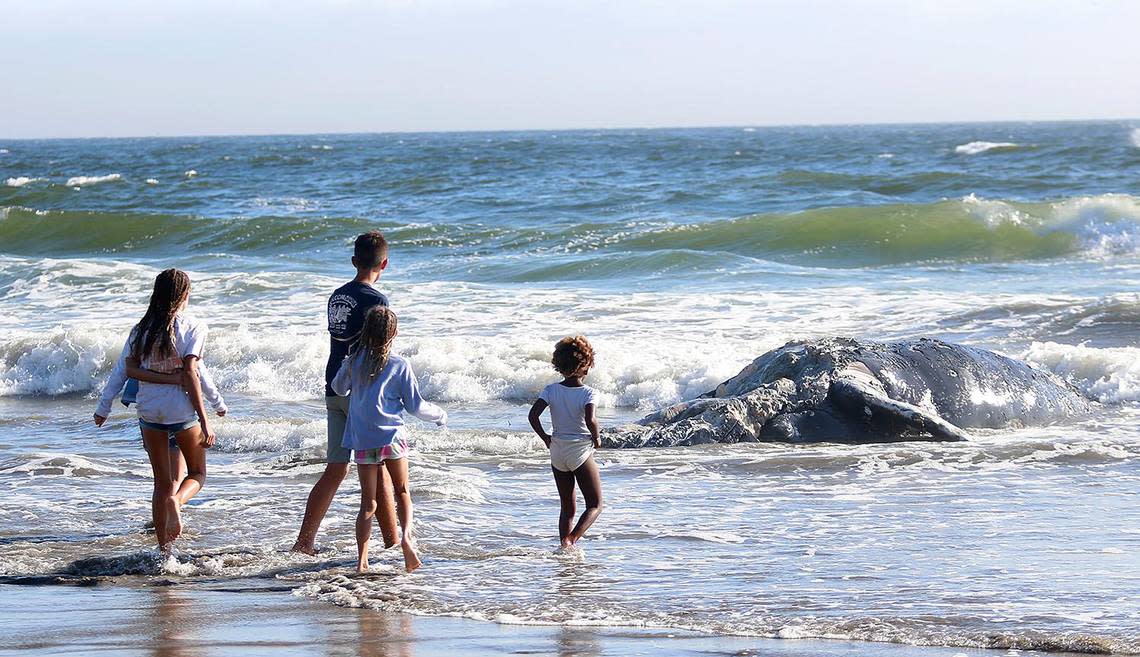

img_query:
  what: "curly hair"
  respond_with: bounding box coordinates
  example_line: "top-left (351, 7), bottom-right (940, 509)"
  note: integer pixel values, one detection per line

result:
top-left (552, 335), bottom-right (595, 378)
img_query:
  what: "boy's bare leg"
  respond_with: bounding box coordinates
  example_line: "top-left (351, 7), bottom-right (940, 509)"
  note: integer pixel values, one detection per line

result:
top-left (173, 428), bottom-right (207, 506)
top-left (552, 467), bottom-right (577, 548)
top-left (293, 463), bottom-right (349, 555)
top-left (142, 429), bottom-right (177, 549)
top-left (356, 463), bottom-right (380, 572)
top-left (568, 457), bottom-right (603, 544)
top-left (384, 458), bottom-right (421, 572)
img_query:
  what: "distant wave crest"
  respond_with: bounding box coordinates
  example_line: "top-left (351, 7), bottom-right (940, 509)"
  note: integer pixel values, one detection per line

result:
top-left (954, 141), bottom-right (1020, 155)
top-left (65, 174), bottom-right (122, 187)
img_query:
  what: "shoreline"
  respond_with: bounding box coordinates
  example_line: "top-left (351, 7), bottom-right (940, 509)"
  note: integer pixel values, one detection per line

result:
top-left (0, 582), bottom-right (1098, 657)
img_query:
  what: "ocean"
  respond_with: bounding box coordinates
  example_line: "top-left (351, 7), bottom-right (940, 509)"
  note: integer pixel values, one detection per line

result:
top-left (1, 122), bottom-right (1138, 654)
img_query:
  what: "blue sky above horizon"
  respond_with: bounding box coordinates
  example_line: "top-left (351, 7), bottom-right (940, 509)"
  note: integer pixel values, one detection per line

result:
top-left (2, 0), bottom-right (1139, 139)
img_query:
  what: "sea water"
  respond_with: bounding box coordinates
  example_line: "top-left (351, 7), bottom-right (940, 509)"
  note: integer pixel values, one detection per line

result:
top-left (1, 122), bottom-right (1138, 653)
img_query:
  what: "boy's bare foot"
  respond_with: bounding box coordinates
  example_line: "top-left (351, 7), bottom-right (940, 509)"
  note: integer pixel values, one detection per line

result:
top-left (560, 538), bottom-right (572, 549)
top-left (165, 496), bottom-right (182, 543)
top-left (290, 542), bottom-right (318, 556)
top-left (401, 539), bottom-right (422, 573)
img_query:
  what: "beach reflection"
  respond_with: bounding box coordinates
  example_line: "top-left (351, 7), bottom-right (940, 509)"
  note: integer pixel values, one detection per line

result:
top-left (553, 561), bottom-right (604, 657)
top-left (147, 588), bottom-right (197, 657)
top-left (556, 625), bottom-right (601, 657)
top-left (355, 608), bottom-right (414, 657)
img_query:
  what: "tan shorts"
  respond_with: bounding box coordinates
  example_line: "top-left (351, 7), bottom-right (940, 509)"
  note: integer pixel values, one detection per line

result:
top-left (549, 437), bottom-right (594, 472)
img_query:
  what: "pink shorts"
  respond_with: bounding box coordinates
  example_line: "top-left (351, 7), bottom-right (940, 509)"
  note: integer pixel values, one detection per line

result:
top-left (354, 436), bottom-right (409, 464)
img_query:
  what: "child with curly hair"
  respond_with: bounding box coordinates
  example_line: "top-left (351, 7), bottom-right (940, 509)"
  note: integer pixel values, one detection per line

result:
top-left (528, 335), bottom-right (603, 548)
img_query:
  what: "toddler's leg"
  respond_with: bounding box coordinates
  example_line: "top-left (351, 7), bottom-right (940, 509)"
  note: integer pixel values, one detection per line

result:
top-left (552, 467), bottom-right (577, 547)
top-left (568, 456), bottom-right (603, 544)
top-left (142, 429), bottom-right (177, 549)
top-left (356, 463), bottom-right (380, 572)
top-left (383, 457), bottom-right (421, 572)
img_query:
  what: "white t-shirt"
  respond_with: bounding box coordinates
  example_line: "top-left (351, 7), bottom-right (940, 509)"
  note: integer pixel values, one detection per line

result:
top-left (127, 315), bottom-right (208, 424)
top-left (539, 382), bottom-right (597, 441)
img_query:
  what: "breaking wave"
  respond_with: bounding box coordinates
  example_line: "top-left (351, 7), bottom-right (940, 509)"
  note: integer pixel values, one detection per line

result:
top-left (0, 325), bottom-right (741, 411)
top-left (2, 193), bottom-right (1139, 269)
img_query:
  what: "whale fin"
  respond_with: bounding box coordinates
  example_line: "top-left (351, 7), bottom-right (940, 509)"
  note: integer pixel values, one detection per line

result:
top-left (832, 365), bottom-right (970, 442)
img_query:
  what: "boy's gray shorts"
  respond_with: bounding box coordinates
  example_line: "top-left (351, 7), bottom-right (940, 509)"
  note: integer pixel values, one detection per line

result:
top-left (325, 395), bottom-right (352, 464)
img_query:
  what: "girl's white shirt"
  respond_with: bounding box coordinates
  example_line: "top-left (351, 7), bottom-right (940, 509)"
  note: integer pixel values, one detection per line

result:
top-left (121, 314), bottom-right (210, 424)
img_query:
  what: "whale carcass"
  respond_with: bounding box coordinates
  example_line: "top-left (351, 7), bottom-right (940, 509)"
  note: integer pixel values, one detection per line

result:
top-left (604, 338), bottom-right (1091, 446)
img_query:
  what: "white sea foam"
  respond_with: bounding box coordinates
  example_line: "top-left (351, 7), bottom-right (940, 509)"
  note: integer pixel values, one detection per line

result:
top-left (5, 176), bottom-right (43, 187)
top-left (0, 318), bottom-right (742, 412)
top-left (185, 170), bottom-right (198, 178)
top-left (145, 178), bottom-right (159, 185)
top-left (1046, 194), bottom-right (1140, 256)
top-left (1025, 341), bottom-right (1140, 404)
top-left (954, 141), bottom-right (1019, 155)
top-left (1131, 127), bottom-right (1140, 148)
top-left (65, 174), bottom-right (121, 187)
top-left (0, 328), bottom-right (120, 396)
top-left (961, 193), bottom-right (1140, 255)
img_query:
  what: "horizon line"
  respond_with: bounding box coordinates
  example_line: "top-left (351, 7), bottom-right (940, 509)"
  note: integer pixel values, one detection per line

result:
top-left (3, 116), bottom-right (1138, 143)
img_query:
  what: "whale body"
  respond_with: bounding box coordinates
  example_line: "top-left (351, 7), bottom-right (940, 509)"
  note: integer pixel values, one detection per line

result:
top-left (605, 338), bottom-right (1091, 447)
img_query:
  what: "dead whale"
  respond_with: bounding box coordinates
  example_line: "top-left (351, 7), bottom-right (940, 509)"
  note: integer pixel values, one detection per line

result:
top-left (604, 338), bottom-right (1091, 446)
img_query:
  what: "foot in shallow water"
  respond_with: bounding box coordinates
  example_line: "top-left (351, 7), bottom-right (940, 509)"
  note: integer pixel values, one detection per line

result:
top-left (356, 557), bottom-right (368, 574)
top-left (554, 544), bottom-right (585, 560)
top-left (290, 542), bottom-right (319, 556)
top-left (401, 539), bottom-right (422, 573)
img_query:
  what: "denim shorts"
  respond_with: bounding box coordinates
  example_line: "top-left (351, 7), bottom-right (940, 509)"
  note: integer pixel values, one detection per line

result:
top-left (139, 419), bottom-right (199, 447)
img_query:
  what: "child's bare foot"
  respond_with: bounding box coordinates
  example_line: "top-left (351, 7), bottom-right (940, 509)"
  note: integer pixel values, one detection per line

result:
top-left (290, 542), bottom-right (318, 556)
top-left (356, 558), bottom-right (369, 573)
top-left (164, 496), bottom-right (182, 543)
top-left (401, 539), bottom-right (422, 573)
top-left (560, 537), bottom-right (572, 549)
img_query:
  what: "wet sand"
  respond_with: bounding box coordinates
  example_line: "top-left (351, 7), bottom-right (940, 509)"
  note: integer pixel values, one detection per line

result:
top-left (1, 582), bottom-right (1036, 657)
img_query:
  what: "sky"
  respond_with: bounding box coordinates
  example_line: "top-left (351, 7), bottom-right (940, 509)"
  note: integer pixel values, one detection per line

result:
top-left (2, 0), bottom-right (1139, 138)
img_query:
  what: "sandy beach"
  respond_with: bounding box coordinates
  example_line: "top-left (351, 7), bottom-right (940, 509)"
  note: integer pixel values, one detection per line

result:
top-left (2, 582), bottom-right (1047, 657)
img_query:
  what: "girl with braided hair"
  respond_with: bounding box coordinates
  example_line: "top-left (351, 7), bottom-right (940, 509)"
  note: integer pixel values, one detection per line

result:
top-left (330, 306), bottom-right (447, 573)
top-left (100, 268), bottom-right (221, 550)
top-left (528, 335), bottom-right (604, 549)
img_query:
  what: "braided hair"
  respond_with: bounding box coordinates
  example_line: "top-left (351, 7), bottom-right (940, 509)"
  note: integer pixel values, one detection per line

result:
top-left (552, 335), bottom-right (594, 378)
top-left (130, 269), bottom-right (191, 361)
top-left (353, 306), bottom-right (398, 381)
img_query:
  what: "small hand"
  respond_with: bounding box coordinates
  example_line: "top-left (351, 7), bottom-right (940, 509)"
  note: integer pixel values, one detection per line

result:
top-left (94, 413), bottom-right (107, 427)
top-left (200, 426), bottom-right (217, 448)
top-left (542, 434), bottom-right (552, 448)
top-left (593, 439), bottom-right (602, 449)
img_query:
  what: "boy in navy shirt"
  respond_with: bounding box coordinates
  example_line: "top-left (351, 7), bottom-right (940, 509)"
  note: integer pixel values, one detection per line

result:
top-left (293, 231), bottom-right (398, 554)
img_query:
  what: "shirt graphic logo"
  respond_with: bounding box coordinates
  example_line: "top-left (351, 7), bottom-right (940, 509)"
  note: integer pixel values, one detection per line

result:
top-left (329, 294), bottom-right (358, 333)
